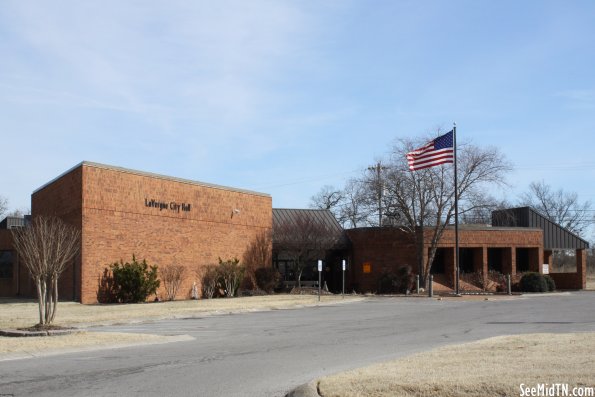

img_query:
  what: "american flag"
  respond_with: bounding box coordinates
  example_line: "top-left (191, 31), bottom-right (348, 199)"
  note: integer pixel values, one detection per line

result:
top-left (406, 130), bottom-right (454, 171)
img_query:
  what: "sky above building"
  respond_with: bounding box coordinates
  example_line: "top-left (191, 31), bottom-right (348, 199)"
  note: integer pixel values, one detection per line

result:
top-left (1, 1), bottom-right (594, 238)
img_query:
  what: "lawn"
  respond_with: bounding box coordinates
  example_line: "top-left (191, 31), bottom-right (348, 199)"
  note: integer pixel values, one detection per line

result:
top-left (0, 294), bottom-right (362, 329)
top-left (318, 333), bottom-right (595, 397)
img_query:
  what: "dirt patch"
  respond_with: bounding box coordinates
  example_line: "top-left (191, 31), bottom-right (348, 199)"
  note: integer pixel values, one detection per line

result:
top-left (17, 323), bottom-right (75, 332)
top-left (318, 333), bottom-right (595, 397)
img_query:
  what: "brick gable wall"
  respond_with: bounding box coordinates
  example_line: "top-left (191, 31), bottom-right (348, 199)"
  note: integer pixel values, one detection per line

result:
top-left (30, 163), bottom-right (272, 303)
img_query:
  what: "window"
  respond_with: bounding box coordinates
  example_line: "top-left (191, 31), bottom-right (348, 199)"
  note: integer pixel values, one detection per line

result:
top-left (0, 250), bottom-right (13, 279)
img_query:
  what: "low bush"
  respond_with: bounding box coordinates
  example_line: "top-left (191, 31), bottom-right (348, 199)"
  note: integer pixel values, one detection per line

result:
top-left (378, 272), bottom-right (397, 294)
top-left (97, 268), bottom-right (117, 303)
top-left (378, 265), bottom-right (415, 294)
top-left (199, 265), bottom-right (219, 299)
top-left (519, 272), bottom-right (555, 292)
top-left (217, 257), bottom-right (244, 297)
top-left (544, 275), bottom-right (556, 291)
top-left (160, 264), bottom-right (186, 301)
top-left (255, 267), bottom-right (282, 293)
top-left (110, 255), bottom-right (160, 303)
top-left (396, 265), bottom-right (415, 293)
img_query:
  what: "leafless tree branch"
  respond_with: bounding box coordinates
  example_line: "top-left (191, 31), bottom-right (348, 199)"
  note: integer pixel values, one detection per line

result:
top-left (11, 216), bottom-right (80, 325)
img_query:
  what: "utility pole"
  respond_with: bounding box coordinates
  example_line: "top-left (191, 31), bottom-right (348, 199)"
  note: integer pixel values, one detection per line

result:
top-left (368, 162), bottom-right (387, 227)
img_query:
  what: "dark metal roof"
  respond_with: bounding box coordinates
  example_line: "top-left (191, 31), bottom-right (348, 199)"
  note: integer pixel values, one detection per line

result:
top-left (272, 208), bottom-right (347, 248)
top-left (492, 207), bottom-right (589, 250)
top-left (273, 208), bottom-right (343, 233)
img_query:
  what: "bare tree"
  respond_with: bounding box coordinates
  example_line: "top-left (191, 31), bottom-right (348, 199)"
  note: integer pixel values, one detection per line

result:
top-left (242, 230), bottom-right (272, 289)
top-left (11, 216), bottom-right (80, 326)
top-left (520, 181), bottom-right (593, 235)
top-left (339, 178), bottom-right (373, 228)
top-left (310, 181), bottom-right (372, 228)
top-left (459, 197), bottom-right (511, 225)
top-left (160, 264), bottom-right (186, 301)
top-left (376, 137), bottom-right (511, 286)
top-left (273, 212), bottom-right (341, 287)
top-left (309, 185), bottom-right (344, 211)
top-left (0, 196), bottom-right (7, 219)
top-left (6, 207), bottom-right (31, 217)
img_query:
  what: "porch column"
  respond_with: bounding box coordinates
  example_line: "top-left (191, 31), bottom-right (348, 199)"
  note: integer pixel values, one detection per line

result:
top-left (577, 249), bottom-right (587, 290)
top-left (544, 250), bottom-right (552, 273)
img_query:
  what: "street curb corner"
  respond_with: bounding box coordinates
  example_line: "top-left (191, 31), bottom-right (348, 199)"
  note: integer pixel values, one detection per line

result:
top-left (285, 381), bottom-right (320, 397)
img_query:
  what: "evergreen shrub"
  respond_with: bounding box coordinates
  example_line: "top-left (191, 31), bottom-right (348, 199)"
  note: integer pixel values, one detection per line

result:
top-left (519, 272), bottom-right (555, 292)
top-left (110, 255), bottom-right (160, 303)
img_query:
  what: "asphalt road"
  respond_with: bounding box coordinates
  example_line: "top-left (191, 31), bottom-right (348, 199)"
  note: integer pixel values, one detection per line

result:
top-left (2, 292), bottom-right (595, 397)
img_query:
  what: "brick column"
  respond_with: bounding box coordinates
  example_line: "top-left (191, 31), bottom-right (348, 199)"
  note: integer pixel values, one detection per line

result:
top-left (482, 246), bottom-right (488, 286)
top-left (577, 249), bottom-right (587, 290)
top-left (529, 248), bottom-right (540, 273)
top-left (502, 247), bottom-right (514, 276)
top-left (442, 247), bottom-right (456, 289)
top-left (544, 250), bottom-right (552, 274)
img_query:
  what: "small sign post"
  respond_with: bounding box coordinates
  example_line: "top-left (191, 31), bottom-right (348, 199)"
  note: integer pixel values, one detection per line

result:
top-left (342, 259), bottom-right (346, 299)
top-left (317, 260), bottom-right (322, 302)
top-left (543, 264), bottom-right (549, 275)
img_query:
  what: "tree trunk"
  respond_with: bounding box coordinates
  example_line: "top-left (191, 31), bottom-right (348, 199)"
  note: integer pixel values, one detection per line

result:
top-left (295, 267), bottom-right (303, 288)
top-left (35, 277), bottom-right (45, 325)
top-left (414, 228), bottom-right (425, 287)
top-left (44, 277), bottom-right (52, 324)
top-left (49, 276), bottom-right (59, 324)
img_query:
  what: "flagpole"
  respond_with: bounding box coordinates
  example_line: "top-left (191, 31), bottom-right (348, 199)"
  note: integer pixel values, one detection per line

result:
top-left (454, 122), bottom-right (460, 295)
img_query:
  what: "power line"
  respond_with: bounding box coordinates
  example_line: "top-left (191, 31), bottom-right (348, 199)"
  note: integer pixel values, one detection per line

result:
top-left (252, 169), bottom-right (360, 190)
top-left (515, 161), bottom-right (595, 170)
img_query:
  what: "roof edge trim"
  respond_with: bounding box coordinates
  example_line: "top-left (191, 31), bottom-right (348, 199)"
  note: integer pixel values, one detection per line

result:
top-left (32, 161), bottom-right (271, 197)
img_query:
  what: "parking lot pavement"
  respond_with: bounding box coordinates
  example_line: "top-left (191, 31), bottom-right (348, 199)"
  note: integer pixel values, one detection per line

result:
top-left (2, 292), bottom-right (595, 397)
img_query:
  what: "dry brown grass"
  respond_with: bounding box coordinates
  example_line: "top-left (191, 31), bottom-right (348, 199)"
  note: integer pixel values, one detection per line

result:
top-left (0, 332), bottom-right (191, 358)
top-left (318, 333), bottom-right (595, 397)
top-left (0, 294), bottom-right (362, 329)
top-left (586, 274), bottom-right (595, 290)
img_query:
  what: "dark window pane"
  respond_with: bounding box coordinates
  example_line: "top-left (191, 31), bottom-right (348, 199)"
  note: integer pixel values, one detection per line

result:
top-left (0, 250), bottom-right (13, 279)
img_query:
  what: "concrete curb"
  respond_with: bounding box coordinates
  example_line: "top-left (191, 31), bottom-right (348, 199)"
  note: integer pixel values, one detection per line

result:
top-left (0, 328), bottom-right (81, 337)
top-left (285, 381), bottom-right (320, 397)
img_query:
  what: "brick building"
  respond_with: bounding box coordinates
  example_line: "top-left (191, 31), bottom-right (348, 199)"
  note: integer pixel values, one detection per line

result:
top-left (0, 162), bottom-right (272, 303)
top-left (346, 226), bottom-right (545, 292)
top-left (0, 163), bottom-right (589, 302)
top-left (271, 209), bottom-right (588, 294)
top-left (345, 213), bottom-right (588, 293)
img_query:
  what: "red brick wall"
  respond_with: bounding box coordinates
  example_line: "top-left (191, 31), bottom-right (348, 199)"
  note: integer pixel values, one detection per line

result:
top-left (346, 228), bottom-right (417, 292)
top-left (432, 228), bottom-right (542, 247)
top-left (346, 226), bottom-right (544, 293)
top-left (28, 163), bottom-right (272, 303)
top-left (31, 166), bottom-right (83, 301)
top-left (80, 164), bottom-right (272, 303)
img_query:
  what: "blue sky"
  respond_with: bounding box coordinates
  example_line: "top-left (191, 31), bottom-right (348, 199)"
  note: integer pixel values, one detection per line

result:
top-left (1, 1), bottom-right (594, 234)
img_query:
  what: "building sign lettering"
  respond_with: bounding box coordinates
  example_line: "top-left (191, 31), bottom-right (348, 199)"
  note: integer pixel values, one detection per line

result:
top-left (145, 198), bottom-right (191, 213)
